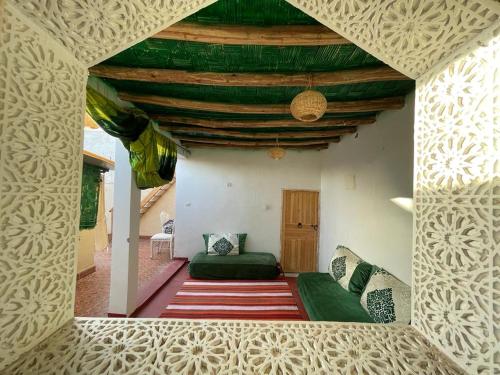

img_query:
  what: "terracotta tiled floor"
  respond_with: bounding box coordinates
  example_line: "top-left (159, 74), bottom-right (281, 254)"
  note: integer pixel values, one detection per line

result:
top-left (74, 238), bottom-right (172, 317)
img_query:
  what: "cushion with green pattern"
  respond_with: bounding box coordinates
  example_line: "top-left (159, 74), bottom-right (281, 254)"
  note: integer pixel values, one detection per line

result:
top-left (207, 233), bottom-right (239, 256)
top-left (360, 266), bottom-right (411, 324)
top-left (203, 233), bottom-right (247, 253)
top-left (328, 245), bottom-right (363, 291)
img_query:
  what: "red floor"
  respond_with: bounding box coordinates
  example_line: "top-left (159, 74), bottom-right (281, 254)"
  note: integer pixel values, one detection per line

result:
top-left (75, 240), bottom-right (309, 320)
top-left (133, 264), bottom-right (309, 320)
top-left (75, 238), bottom-right (173, 317)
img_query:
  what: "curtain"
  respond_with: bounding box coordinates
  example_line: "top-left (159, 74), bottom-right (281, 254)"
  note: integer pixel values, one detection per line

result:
top-left (129, 124), bottom-right (178, 189)
top-left (86, 86), bottom-right (177, 188)
top-left (80, 163), bottom-right (102, 230)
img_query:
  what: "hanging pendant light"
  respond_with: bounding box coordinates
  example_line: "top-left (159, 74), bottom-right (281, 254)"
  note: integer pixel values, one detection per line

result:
top-left (268, 138), bottom-right (286, 160)
top-left (290, 74), bottom-right (327, 122)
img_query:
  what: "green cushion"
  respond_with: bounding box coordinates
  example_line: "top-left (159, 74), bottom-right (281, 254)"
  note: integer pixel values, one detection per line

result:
top-left (348, 261), bottom-right (373, 295)
top-left (298, 272), bottom-right (374, 323)
top-left (189, 251), bottom-right (279, 279)
top-left (203, 233), bottom-right (247, 253)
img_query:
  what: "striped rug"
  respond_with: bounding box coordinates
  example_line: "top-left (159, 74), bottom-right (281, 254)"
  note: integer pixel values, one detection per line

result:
top-left (160, 278), bottom-right (304, 320)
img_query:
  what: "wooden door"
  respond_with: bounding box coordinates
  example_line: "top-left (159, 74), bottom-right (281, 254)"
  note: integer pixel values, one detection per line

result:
top-left (281, 190), bottom-right (319, 272)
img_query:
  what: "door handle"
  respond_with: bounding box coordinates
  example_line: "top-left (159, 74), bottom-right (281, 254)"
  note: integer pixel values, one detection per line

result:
top-left (297, 222), bottom-right (303, 228)
top-left (311, 224), bottom-right (318, 231)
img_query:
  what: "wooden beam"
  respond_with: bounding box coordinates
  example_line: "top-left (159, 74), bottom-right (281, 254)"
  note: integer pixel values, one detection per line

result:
top-left (152, 115), bottom-right (376, 129)
top-left (118, 92), bottom-right (405, 114)
top-left (154, 22), bottom-right (350, 46)
top-left (327, 98), bottom-right (404, 112)
top-left (182, 142), bottom-right (329, 150)
top-left (175, 136), bottom-right (340, 147)
top-left (164, 125), bottom-right (355, 139)
top-left (90, 65), bottom-right (408, 87)
top-left (83, 150), bottom-right (115, 170)
top-left (84, 113), bottom-right (99, 129)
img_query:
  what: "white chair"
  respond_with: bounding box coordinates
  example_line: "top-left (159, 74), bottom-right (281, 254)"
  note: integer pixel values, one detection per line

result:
top-left (150, 219), bottom-right (174, 259)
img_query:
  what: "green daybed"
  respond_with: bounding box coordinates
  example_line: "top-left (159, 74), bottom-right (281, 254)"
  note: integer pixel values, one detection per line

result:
top-left (298, 245), bottom-right (411, 324)
top-left (298, 272), bottom-right (374, 322)
top-left (189, 251), bottom-right (280, 280)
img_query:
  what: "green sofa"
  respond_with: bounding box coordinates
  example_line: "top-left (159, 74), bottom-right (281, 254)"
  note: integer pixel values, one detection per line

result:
top-left (298, 272), bottom-right (374, 322)
top-left (189, 251), bottom-right (280, 280)
top-left (299, 245), bottom-right (412, 324)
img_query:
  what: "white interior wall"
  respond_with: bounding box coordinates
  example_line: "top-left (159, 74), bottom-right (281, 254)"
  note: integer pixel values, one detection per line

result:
top-left (175, 95), bottom-right (415, 282)
top-left (318, 92), bottom-right (414, 284)
top-left (175, 149), bottom-right (322, 259)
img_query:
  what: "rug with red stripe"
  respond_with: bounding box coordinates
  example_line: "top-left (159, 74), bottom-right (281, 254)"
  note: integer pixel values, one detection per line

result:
top-left (160, 278), bottom-right (305, 320)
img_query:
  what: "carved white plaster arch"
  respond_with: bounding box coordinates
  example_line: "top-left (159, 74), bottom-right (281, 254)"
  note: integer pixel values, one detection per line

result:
top-left (2, 319), bottom-right (466, 374)
top-left (10, 0), bottom-right (500, 76)
top-left (413, 27), bottom-right (499, 373)
top-left (0, 3), bottom-right (87, 369)
top-left (10, 0), bottom-right (218, 67)
top-left (0, 0), bottom-right (499, 373)
top-left (286, 0), bottom-right (500, 79)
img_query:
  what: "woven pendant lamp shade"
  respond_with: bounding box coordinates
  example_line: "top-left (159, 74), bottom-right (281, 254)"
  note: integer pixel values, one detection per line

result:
top-left (290, 90), bottom-right (327, 122)
top-left (268, 147), bottom-right (286, 160)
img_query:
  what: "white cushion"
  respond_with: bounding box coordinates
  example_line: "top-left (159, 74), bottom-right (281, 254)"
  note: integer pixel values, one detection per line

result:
top-left (360, 267), bottom-right (411, 324)
top-left (151, 233), bottom-right (173, 240)
top-left (207, 233), bottom-right (239, 256)
top-left (327, 245), bottom-right (361, 290)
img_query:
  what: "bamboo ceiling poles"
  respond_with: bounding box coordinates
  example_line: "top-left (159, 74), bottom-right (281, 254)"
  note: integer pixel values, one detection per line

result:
top-left (88, 4), bottom-right (414, 152)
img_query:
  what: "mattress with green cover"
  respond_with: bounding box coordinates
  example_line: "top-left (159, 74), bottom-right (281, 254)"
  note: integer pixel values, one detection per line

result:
top-left (298, 272), bottom-right (374, 322)
top-left (189, 251), bottom-right (280, 279)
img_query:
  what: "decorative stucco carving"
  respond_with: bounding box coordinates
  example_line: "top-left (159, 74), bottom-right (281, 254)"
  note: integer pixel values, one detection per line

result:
top-left (9, 0), bottom-right (217, 67)
top-left (413, 29), bottom-right (499, 374)
top-left (285, 0), bottom-right (500, 79)
top-left (1, 0), bottom-right (499, 373)
top-left (2, 319), bottom-right (465, 374)
top-left (0, 4), bottom-right (86, 370)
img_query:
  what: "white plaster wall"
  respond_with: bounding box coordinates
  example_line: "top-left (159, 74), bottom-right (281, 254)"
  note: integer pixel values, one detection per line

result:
top-left (175, 150), bottom-right (322, 259)
top-left (318, 92), bottom-right (414, 284)
top-left (140, 184), bottom-right (176, 237)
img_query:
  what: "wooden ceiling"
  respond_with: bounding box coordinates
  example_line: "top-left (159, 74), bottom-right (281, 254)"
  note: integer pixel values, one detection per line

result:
top-left (90, 0), bottom-right (414, 151)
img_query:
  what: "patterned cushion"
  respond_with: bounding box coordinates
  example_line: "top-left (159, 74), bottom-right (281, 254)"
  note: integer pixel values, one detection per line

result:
top-left (360, 267), bottom-right (411, 324)
top-left (328, 245), bottom-right (362, 290)
top-left (162, 219), bottom-right (174, 234)
top-left (203, 233), bottom-right (247, 253)
top-left (207, 233), bottom-right (239, 256)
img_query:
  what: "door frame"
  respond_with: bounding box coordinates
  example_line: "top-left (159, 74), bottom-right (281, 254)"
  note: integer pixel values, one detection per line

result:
top-left (279, 189), bottom-right (320, 273)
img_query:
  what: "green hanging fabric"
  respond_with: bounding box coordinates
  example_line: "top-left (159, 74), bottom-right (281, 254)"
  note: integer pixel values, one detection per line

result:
top-left (86, 84), bottom-right (177, 189)
top-left (129, 123), bottom-right (178, 188)
top-left (157, 130), bottom-right (178, 182)
top-left (86, 86), bottom-right (148, 146)
top-left (80, 163), bottom-right (102, 230)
